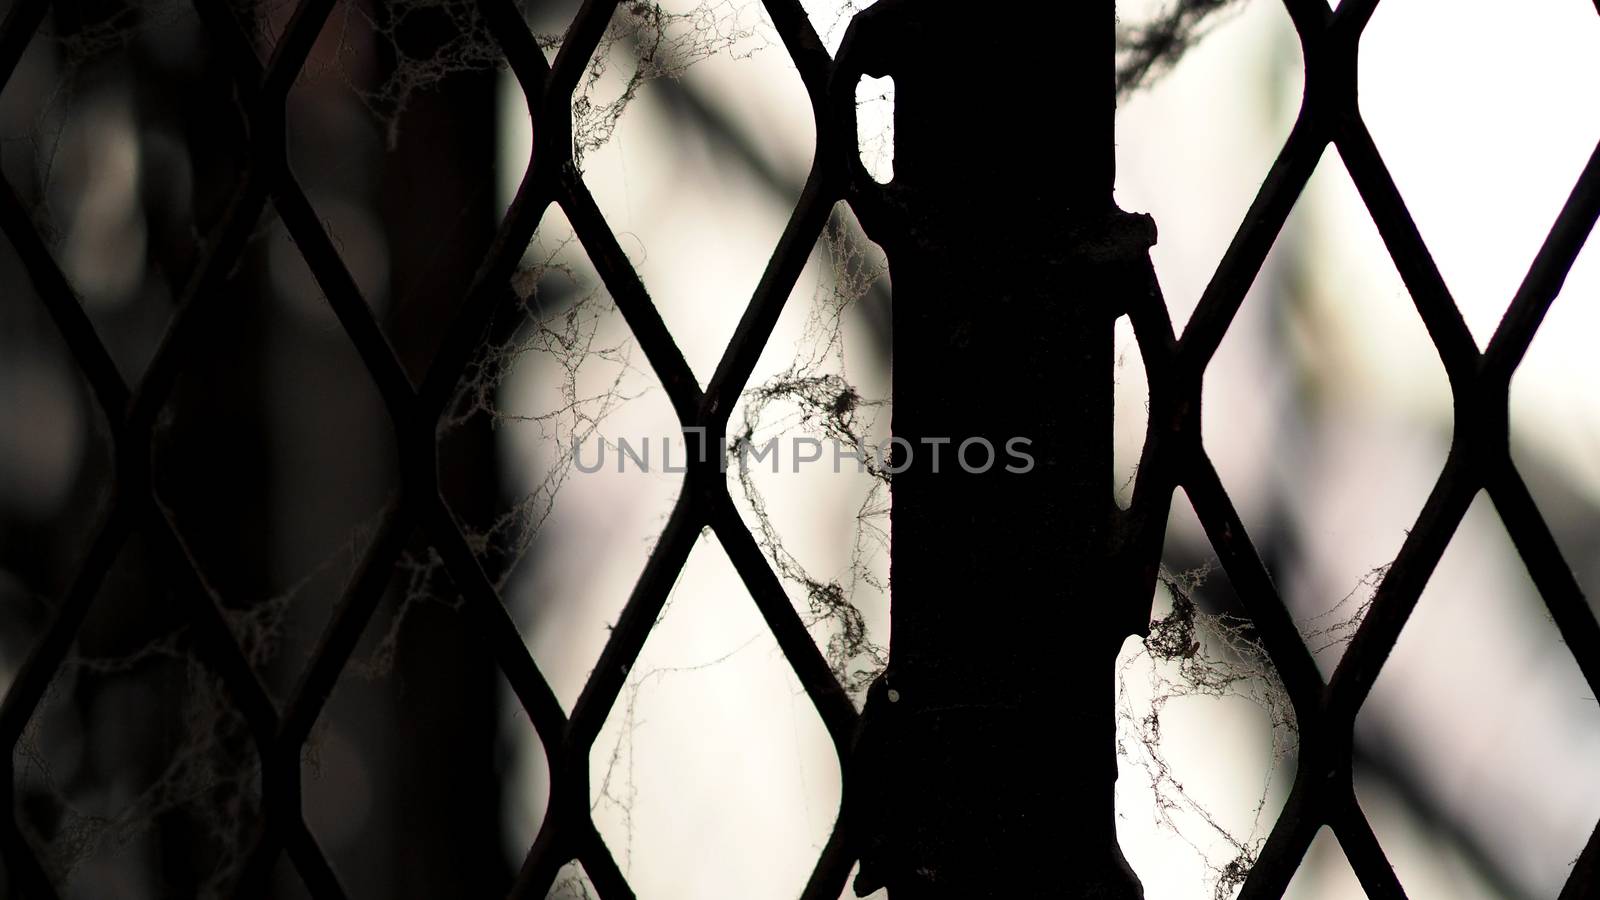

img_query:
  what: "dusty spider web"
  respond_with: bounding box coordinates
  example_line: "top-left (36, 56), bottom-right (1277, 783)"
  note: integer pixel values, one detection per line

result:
top-left (1116, 559), bottom-right (1390, 898)
top-left (7, 0), bottom-right (1346, 895)
top-left (5, 0), bottom-right (765, 891)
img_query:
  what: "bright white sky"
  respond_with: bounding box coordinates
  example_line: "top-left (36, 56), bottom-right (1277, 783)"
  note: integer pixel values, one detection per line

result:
top-left (497, 2), bottom-right (1600, 898)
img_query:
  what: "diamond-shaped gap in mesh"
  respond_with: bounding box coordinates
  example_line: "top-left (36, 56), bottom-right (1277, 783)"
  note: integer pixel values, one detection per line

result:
top-left (495, 63), bottom-right (536, 221)
top-left (279, 0), bottom-right (512, 384)
top-left (1203, 152), bottom-right (1452, 678)
top-left (287, 0), bottom-right (540, 381)
top-left (0, 291), bottom-right (116, 704)
top-left (305, 659), bottom-right (539, 899)
top-left (853, 74), bottom-right (893, 185)
top-left (725, 200), bottom-right (889, 703)
top-left (795, 0), bottom-right (858, 55)
top-left (270, 854), bottom-right (315, 900)
top-left (500, 668), bottom-right (552, 880)
top-left (220, 0), bottom-right (300, 57)
top-left (0, 0), bottom-right (251, 385)
top-left (532, 0), bottom-right (781, 168)
top-left (548, 858), bottom-right (599, 898)
top-left (1358, 0), bottom-right (1600, 347)
top-left (571, 0), bottom-right (809, 382)
top-left (1281, 827), bottom-right (1367, 899)
top-left (151, 216), bottom-right (399, 702)
top-left (1114, 0), bottom-right (1302, 333)
top-left (300, 528), bottom-right (520, 897)
top-left (12, 536), bottom-right (263, 896)
top-left (520, 0), bottom-right (584, 48)
top-left (1116, 489), bottom-right (1294, 900)
top-left (837, 862), bottom-right (886, 900)
top-left (1348, 768), bottom-right (1518, 899)
top-left (671, 0), bottom-right (815, 180)
top-left (463, 202), bottom-right (684, 713)
top-left (1508, 224), bottom-right (1600, 605)
top-left (1113, 314), bottom-right (1148, 510)
top-left (588, 537), bottom-right (839, 899)
top-left (1354, 493), bottom-right (1600, 899)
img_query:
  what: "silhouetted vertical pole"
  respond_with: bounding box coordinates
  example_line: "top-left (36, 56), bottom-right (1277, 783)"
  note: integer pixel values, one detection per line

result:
top-left (848, 3), bottom-right (1151, 897)
top-left (374, 30), bottom-right (511, 899)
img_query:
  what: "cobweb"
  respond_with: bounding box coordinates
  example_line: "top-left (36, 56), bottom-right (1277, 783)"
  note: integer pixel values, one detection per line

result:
top-left (562, 1), bottom-right (767, 167)
top-left (2, 0), bottom-right (1279, 894)
top-left (439, 230), bottom-right (651, 592)
top-left (3, 0), bottom-right (769, 200)
top-left (729, 205), bottom-right (891, 698)
top-left (16, 653), bottom-right (257, 893)
top-left (1116, 561), bottom-right (1384, 898)
top-left (340, 0), bottom-right (768, 154)
top-left (10, 523), bottom-right (381, 894)
top-left (548, 860), bottom-right (598, 899)
top-left (1117, 563), bottom-right (1293, 900)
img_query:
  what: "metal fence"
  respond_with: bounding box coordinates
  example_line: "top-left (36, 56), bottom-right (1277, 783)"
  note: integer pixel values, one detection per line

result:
top-left (1, 0), bottom-right (1597, 897)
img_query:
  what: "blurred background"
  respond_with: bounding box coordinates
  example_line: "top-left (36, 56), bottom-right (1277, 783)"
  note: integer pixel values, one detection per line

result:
top-left (0, 0), bottom-right (1597, 897)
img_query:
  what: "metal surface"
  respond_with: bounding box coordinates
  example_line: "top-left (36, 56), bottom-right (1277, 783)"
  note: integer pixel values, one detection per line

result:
top-left (1, 0), bottom-right (1596, 897)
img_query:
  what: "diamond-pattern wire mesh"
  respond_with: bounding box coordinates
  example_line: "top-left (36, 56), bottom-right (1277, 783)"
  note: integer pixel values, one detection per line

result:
top-left (0, 0), bottom-right (1596, 897)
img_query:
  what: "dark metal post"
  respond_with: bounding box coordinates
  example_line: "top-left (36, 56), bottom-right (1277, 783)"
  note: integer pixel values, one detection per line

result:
top-left (846, 3), bottom-right (1153, 896)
